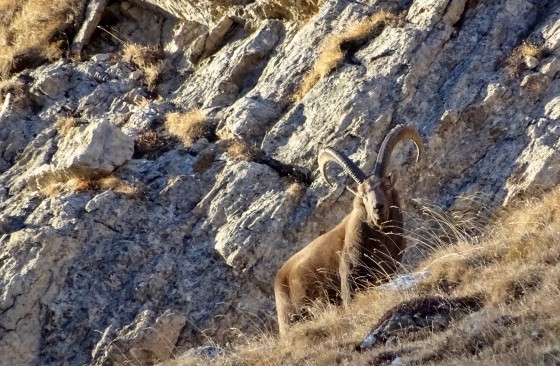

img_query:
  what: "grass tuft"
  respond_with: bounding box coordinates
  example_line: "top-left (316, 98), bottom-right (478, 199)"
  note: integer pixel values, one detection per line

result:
top-left (294, 11), bottom-right (395, 100)
top-left (99, 176), bottom-right (145, 198)
top-left (54, 116), bottom-right (77, 136)
top-left (286, 182), bottom-right (306, 200)
top-left (122, 43), bottom-right (165, 91)
top-left (225, 139), bottom-right (260, 162)
top-left (503, 41), bottom-right (543, 78)
top-left (0, 0), bottom-right (82, 79)
top-left (0, 78), bottom-right (26, 101)
top-left (40, 174), bottom-right (144, 198)
top-left (164, 109), bottom-right (209, 147)
top-left (66, 176), bottom-right (100, 193)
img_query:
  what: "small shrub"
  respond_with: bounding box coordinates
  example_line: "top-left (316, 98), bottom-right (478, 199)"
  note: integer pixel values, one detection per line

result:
top-left (226, 139), bottom-right (260, 162)
top-left (165, 109), bottom-right (209, 147)
top-left (286, 182), bottom-right (305, 199)
top-left (0, 0), bottom-right (82, 79)
top-left (503, 41), bottom-right (543, 77)
top-left (295, 11), bottom-right (395, 100)
top-left (122, 43), bottom-right (164, 91)
top-left (54, 116), bottom-right (77, 136)
top-left (133, 129), bottom-right (173, 159)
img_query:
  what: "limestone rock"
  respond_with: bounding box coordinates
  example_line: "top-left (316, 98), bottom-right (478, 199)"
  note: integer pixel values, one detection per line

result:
top-left (189, 16), bottom-right (235, 64)
top-left (91, 310), bottom-right (186, 366)
top-left (52, 119), bottom-right (134, 177)
top-left (71, 0), bottom-right (108, 53)
top-left (0, 227), bottom-right (83, 366)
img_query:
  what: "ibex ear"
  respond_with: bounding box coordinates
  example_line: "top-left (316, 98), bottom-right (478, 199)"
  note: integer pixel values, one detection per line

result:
top-left (387, 170), bottom-right (398, 188)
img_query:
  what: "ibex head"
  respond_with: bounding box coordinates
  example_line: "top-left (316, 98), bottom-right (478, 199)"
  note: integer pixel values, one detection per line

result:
top-left (318, 125), bottom-right (424, 226)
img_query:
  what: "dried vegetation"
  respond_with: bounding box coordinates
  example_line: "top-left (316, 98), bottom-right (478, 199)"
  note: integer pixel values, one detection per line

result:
top-left (286, 182), bottom-right (306, 200)
top-left (503, 41), bottom-right (543, 77)
top-left (133, 129), bottom-right (174, 159)
top-left (0, 0), bottom-right (82, 79)
top-left (225, 139), bottom-right (261, 162)
top-left (166, 187), bottom-right (560, 365)
top-left (295, 11), bottom-right (396, 100)
top-left (260, 0), bottom-right (324, 23)
top-left (0, 78), bottom-right (26, 101)
top-left (164, 109), bottom-right (210, 147)
top-left (54, 116), bottom-right (78, 136)
top-left (122, 43), bottom-right (165, 91)
top-left (41, 174), bottom-right (144, 198)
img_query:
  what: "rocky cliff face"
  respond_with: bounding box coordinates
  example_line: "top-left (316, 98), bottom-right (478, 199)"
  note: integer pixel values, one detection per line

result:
top-left (0, 0), bottom-right (559, 365)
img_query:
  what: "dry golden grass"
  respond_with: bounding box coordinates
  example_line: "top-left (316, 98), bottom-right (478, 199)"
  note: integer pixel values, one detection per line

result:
top-left (225, 139), bottom-right (260, 162)
top-left (54, 116), bottom-right (77, 136)
top-left (517, 42), bottom-right (541, 59)
top-left (261, 0), bottom-right (324, 23)
top-left (98, 176), bottom-right (144, 198)
top-left (165, 109), bottom-right (209, 147)
top-left (503, 41), bottom-right (543, 78)
top-left (295, 11), bottom-right (395, 100)
top-left (294, 0), bottom-right (324, 23)
top-left (0, 0), bottom-right (82, 79)
top-left (0, 78), bottom-right (25, 101)
top-left (286, 181), bottom-right (306, 200)
top-left (213, 0), bottom-right (322, 27)
top-left (66, 177), bottom-right (100, 193)
top-left (166, 187), bottom-right (560, 366)
top-left (39, 175), bottom-right (66, 197)
top-left (122, 43), bottom-right (164, 91)
top-left (40, 174), bottom-right (144, 198)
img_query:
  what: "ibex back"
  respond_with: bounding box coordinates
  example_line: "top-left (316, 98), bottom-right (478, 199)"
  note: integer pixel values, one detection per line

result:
top-left (274, 125), bottom-right (424, 335)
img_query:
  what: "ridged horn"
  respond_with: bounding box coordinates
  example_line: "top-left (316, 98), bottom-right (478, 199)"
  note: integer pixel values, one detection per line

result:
top-left (373, 125), bottom-right (424, 178)
top-left (318, 148), bottom-right (367, 187)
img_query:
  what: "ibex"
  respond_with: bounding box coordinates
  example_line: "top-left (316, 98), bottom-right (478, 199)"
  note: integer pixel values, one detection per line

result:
top-left (274, 125), bottom-right (423, 335)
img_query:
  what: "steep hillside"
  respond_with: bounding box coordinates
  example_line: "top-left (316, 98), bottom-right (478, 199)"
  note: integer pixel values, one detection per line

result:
top-left (172, 186), bottom-right (560, 364)
top-left (0, 0), bottom-right (559, 365)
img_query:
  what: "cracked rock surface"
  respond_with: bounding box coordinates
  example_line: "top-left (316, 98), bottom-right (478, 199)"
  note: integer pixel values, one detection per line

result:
top-left (1, 0), bottom-right (560, 365)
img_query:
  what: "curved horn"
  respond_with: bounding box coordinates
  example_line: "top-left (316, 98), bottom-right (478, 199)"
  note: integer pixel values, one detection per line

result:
top-left (373, 125), bottom-right (424, 178)
top-left (318, 148), bottom-right (367, 187)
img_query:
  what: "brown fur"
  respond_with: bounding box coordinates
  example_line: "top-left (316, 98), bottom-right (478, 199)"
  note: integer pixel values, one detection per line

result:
top-left (274, 174), bottom-right (406, 335)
